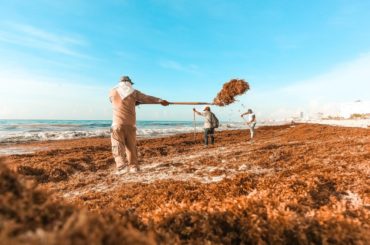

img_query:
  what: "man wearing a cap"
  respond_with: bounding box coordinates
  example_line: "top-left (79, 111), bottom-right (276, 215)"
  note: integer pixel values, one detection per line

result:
top-left (193, 106), bottom-right (216, 146)
top-left (109, 76), bottom-right (169, 174)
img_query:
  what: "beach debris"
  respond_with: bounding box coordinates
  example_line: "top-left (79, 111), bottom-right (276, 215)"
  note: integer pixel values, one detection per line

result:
top-left (0, 160), bottom-right (157, 244)
top-left (213, 79), bottom-right (250, 106)
top-left (3, 124), bottom-right (370, 244)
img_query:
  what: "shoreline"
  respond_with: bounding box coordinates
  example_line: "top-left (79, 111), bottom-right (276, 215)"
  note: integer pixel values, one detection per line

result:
top-left (0, 127), bottom-right (248, 157)
top-left (1, 121), bottom-right (369, 156)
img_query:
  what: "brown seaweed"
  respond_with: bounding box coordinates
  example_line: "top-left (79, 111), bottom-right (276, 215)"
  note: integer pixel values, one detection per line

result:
top-left (213, 79), bottom-right (250, 106)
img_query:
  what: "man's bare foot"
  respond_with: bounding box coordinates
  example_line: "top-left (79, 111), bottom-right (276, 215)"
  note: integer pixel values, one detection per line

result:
top-left (129, 165), bottom-right (141, 173)
top-left (114, 165), bottom-right (129, 175)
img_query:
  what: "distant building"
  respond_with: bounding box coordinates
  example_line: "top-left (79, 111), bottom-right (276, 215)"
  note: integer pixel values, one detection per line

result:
top-left (340, 100), bottom-right (370, 118)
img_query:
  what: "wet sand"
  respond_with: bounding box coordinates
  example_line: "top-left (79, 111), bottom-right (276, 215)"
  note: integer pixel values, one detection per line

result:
top-left (1, 123), bottom-right (369, 244)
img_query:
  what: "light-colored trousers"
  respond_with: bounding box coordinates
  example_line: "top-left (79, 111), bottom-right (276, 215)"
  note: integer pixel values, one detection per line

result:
top-left (248, 122), bottom-right (256, 139)
top-left (110, 125), bottom-right (138, 168)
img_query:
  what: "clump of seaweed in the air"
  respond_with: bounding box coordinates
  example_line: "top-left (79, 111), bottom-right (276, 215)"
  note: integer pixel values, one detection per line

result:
top-left (213, 79), bottom-right (250, 106)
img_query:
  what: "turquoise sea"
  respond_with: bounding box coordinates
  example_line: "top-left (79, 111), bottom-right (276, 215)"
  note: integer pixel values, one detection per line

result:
top-left (0, 119), bottom-right (244, 144)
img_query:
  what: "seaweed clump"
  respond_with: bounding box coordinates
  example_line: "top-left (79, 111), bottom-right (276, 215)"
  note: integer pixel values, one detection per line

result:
top-left (213, 79), bottom-right (250, 106)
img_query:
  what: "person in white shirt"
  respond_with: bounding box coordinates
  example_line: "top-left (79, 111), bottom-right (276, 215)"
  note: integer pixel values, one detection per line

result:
top-left (241, 109), bottom-right (256, 142)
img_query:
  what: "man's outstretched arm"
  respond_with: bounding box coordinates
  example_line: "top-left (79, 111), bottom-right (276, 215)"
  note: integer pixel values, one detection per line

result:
top-left (193, 108), bottom-right (203, 116)
top-left (136, 91), bottom-right (169, 106)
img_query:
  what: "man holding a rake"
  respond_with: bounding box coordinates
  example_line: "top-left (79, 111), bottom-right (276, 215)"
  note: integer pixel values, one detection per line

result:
top-left (193, 106), bottom-right (219, 147)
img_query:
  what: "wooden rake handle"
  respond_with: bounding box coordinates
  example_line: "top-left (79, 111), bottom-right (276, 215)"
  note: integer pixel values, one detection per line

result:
top-left (169, 102), bottom-right (213, 105)
top-left (137, 101), bottom-right (214, 105)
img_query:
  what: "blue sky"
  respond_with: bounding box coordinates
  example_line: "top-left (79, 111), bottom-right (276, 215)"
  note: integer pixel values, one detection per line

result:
top-left (0, 0), bottom-right (369, 121)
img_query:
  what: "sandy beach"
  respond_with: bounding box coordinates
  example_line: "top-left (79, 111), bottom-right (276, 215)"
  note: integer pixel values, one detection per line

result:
top-left (2, 1), bottom-right (370, 243)
top-left (1, 123), bottom-right (369, 244)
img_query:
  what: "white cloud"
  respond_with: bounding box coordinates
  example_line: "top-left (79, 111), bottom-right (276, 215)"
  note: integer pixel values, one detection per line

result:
top-left (234, 53), bottom-right (370, 121)
top-left (0, 22), bottom-right (88, 58)
top-left (0, 68), bottom-right (111, 120)
top-left (281, 52), bottom-right (370, 101)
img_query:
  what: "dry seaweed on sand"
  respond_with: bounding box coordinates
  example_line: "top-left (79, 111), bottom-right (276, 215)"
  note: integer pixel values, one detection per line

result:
top-left (0, 161), bottom-right (162, 244)
top-left (3, 124), bottom-right (370, 244)
top-left (213, 79), bottom-right (250, 106)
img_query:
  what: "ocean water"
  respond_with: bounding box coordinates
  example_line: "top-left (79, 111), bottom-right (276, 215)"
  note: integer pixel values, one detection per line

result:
top-left (0, 119), bottom-right (246, 144)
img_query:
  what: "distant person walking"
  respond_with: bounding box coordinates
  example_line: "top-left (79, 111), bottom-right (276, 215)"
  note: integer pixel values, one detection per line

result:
top-left (241, 109), bottom-right (256, 143)
top-left (193, 106), bottom-right (219, 146)
top-left (109, 76), bottom-right (169, 174)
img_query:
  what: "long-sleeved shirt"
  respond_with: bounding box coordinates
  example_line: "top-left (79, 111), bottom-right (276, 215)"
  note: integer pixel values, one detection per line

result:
top-left (197, 111), bottom-right (212, 129)
top-left (109, 89), bottom-right (162, 126)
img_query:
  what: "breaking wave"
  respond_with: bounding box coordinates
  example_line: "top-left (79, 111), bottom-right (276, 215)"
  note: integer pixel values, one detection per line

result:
top-left (0, 120), bottom-right (248, 143)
